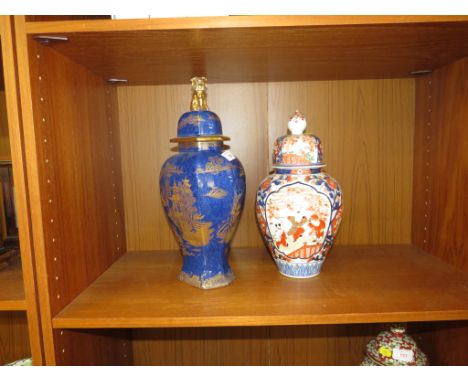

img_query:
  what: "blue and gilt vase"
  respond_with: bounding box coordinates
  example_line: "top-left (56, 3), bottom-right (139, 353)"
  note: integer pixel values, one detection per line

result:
top-left (256, 111), bottom-right (343, 278)
top-left (160, 77), bottom-right (246, 289)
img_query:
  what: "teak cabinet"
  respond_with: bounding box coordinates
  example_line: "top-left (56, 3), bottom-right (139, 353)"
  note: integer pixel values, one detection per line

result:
top-left (0, 15), bottom-right (467, 365)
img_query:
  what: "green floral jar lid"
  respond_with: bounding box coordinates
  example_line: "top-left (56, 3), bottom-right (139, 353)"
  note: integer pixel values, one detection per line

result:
top-left (363, 324), bottom-right (429, 366)
top-left (5, 357), bottom-right (33, 366)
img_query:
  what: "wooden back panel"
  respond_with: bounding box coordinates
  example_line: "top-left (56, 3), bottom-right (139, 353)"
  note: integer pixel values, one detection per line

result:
top-left (118, 79), bottom-right (414, 250)
top-left (0, 312), bottom-right (30, 364)
top-left (55, 329), bottom-right (132, 366)
top-left (409, 321), bottom-right (468, 365)
top-left (132, 323), bottom-right (387, 365)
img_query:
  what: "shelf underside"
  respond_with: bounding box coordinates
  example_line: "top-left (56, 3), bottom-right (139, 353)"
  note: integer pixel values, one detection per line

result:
top-left (53, 245), bottom-right (468, 329)
top-left (28, 17), bottom-right (468, 84)
top-left (0, 257), bottom-right (26, 311)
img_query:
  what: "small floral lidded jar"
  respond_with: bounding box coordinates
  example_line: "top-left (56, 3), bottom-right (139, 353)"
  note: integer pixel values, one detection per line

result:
top-left (255, 111), bottom-right (343, 278)
top-left (361, 324), bottom-right (429, 366)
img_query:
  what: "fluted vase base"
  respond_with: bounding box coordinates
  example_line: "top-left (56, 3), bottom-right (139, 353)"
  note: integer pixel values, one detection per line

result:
top-left (178, 270), bottom-right (235, 289)
top-left (275, 258), bottom-right (325, 278)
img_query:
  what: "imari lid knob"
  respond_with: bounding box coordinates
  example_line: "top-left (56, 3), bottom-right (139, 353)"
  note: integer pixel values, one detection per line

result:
top-left (273, 110), bottom-right (324, 168)
top-left (170, 77), bottom-right (229, 143)
top-left (363, 324), bottom-right (429, 366)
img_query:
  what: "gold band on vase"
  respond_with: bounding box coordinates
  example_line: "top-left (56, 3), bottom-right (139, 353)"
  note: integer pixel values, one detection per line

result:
top-left (170, 135), bottom-right (230, 143)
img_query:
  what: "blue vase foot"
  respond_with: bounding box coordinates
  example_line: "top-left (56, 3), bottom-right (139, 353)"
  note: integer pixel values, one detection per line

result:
top-left (178, 270), bottom-right (235, 289)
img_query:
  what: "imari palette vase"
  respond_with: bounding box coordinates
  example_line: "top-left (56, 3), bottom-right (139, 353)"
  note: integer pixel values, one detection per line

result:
top-left (256, 111), bottom-right (343, 278)
top-left (361, 324), bottom-right (429, 366)
top-left (159, 77), bottom-right (246, 289)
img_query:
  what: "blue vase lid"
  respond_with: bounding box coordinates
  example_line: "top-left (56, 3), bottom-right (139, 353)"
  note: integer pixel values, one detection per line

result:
top-left (170, 77), bottom-right (230, 143)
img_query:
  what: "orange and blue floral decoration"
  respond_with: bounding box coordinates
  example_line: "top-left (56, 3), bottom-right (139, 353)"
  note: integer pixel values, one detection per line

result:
top-left (256, 111), bottom-right (343, 278)
top-left (160, 77), bottom-right (246, 289)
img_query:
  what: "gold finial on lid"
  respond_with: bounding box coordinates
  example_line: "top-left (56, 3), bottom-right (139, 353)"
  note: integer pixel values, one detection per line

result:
top-left (190, 76), bottom-right (209, 111)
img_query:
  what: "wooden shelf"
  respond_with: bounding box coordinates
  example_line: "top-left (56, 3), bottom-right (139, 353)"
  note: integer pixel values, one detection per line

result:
top-left (53, 245), bottom-right (468, 329)
top-left (0, 257), bottom-right (26, 311)
top-left (24, 16), bottom-right (468, 84)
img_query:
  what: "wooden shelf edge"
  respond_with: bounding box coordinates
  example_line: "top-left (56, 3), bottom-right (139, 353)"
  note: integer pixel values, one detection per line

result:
top-left (50, 245), bottom-right (468, 330)
top-left (24, 15), bottom-right (468, 34)
top-left (0, 299), bottom-right (28, 311)
top-left (52, 310), bottom-right (468, 330)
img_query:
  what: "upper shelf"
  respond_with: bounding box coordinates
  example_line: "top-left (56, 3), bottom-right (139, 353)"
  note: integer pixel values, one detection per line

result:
top-left (53, 245), bottom-right (468, 329)
top-left (24, 16), bottom-right (468, 84)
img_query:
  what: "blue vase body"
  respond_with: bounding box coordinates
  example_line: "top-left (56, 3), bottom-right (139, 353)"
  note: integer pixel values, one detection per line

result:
top-left (160, 109), bottom-right (246, 289)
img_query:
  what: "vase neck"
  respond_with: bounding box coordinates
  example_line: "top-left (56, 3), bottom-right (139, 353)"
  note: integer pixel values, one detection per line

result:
top-left (178, 141), bottom-right (224, 152)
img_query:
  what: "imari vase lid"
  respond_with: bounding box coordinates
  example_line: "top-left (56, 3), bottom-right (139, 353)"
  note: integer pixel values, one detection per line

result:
top-left (273, 110), bottom-right (324, 168)
top-left (364, 324), bottom-right (429, 366)
top-left (170, 77), bottom-right (230, 143)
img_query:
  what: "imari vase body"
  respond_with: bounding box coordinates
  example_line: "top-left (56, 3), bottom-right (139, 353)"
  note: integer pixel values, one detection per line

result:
top-left (256, 111), bottom-right (343, 278)
top-left (160, 77), bottom-right (246, 289)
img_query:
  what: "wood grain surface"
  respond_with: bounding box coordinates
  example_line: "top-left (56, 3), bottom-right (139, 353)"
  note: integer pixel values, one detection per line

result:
top-left (54, 329), bottom-right (132, 366)
top-left (269, 323), bottom-right (387, 366)
top-left (132, 323), bottom-right (386, 365)
top-left (0, 51), bottom-right (3, 91)
top-left (2, 15), bottom-right (44, 365)
top-left (26, 39), bottom-right (126, 316)
top-left (0, 91), bottom-right (11, 159)
top-left (118, 79), bottom-right (414, 249)
top-left (52, 245), bottom-right (468, 329)
top-left (411, 57), bottom-right (468, 367)
top-left (118, 85), bottom-right (184, 251)
top-left (28, 45), bottom-right (127, 363)
top-left (15, 18), bottom-right (127, 363)
top-left (409, 321), bottom-right (468, 365)
top-left (133, 327), bottom-right (270, 365)
top-left (20, 17), bottom-right (468, 84)
top-left (0, 311), bottom-right (30, 364)
top-left (412, 57), bottom-right (468, 271)
top-left (24, 16), bottom-right (468, 34)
